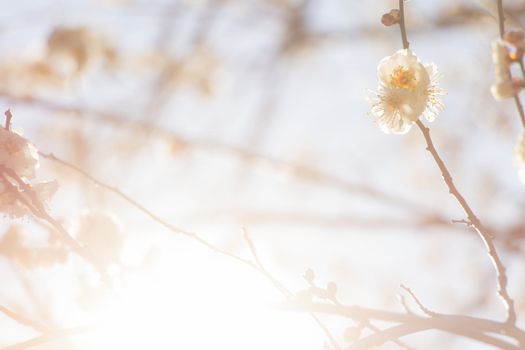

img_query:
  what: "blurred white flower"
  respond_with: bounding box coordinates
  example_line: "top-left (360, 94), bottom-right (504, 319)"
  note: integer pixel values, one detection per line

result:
top-left (47, 26), bottom-right (116, 74)
top-left (0, 128), bottom-right (39, 180)
top-left (491, 39), bottom-right (522, 100)
top-left (370, 49), bottom-right (444, 134)
top-left (492, 80), bottom-right (521, 101)
top-left (0, 119), bottom-right (58, 218)
top-left (75, 211), bottom-right (123, 267)
top-left (504, 30), bottom-right (525, 53)
top-left (0, 180), bottom-right (58, 218)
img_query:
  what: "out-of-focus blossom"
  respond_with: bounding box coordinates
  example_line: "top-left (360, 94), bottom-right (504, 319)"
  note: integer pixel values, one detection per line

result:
top-left (492, 79), bottom-right (523, 101)
top-left (0, 226), bottom-right (67, 269)
top-left (0, 121), bottom-right (58, 218)
top-left (158, 46), bottom-right (220, 96)
top-left (491, 39), bottom-right (522, 100)
top-left (516, 132), bottom-right (525, 184)
top-left (505, 30), bottom-right (525, 52)
top-left (75, 211), bottom-right (123, 267)
top-left (0, 60), bottom-right (65, 97)
top-left (370, 49), bottom-right (444, 134)
top-left (0, 127), bottom-right (39, 179)
top-left (0, 180), bottom-right (58, 218)
top-left (47, 26), bottom-right (116, 74)
top-left (0, 26), bottom-right (117, 96)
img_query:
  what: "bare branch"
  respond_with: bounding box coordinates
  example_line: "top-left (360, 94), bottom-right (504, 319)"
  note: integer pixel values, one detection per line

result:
top-left (4, 109), bottom-right (12, 131)
top-left (400, 284), bottom-right (436, 317)
top-left (243, 228), bottom-right (342, 350)
top-left (0, 325), bottom-right (94, 350)
top-left (41, 152), bottom-right (342, 349)
top-left (279, 301), bottom-right (525, 345)
top-left (397, 294), bottom-right (414, 315)
top-left (0, 304), bottom-right (49, 333)
top-left (415, 120), bottom-right (516, 324)
top-left (496, 0), bottom-right (525, 128)
top-left (398, 0), bottom-right (409, 50)
top-left (0, 167), bottom-right (111, 286)
top-left (0, 92), bottom-right (455, 227)
top-left (345, 321), bottom-right (521, 350)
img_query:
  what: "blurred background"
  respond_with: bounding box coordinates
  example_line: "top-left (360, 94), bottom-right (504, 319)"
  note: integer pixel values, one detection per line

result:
top-left (0, 0), bottom-right (524, 349)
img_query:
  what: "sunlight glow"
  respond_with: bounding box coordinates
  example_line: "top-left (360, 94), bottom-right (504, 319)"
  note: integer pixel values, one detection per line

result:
top-left (83, 248), bottom-right (320, 350)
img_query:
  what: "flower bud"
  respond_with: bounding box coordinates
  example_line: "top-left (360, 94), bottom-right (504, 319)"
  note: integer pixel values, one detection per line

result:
top-left (381, 9), bottom-right (400, 27)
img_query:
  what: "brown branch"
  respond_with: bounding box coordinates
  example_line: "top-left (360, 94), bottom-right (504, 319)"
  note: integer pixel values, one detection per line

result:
top-left (496, 0), bottom-right (525, 128)
top-left (279, 302), bottom-right (525, 345)
top-left (360, 321), bottom-right (413, 350)
top-left (398, 0), bottom-right (409, 50)
top-left (400, 284), bottom-right (436, 317)
top-left (0, 92), bottom-right (455, 227)
top-left (241, 228), bottom-right (292, 298)
top-left (0, 167), bottom-right (111, 287)
top-left (40, 151), bottom-right (342, 348)
top-left (497, 0), bottom-right (506, 39)
top-left (241, 228), bottom-right (341, 350)
top-left (38, 152), bottom-right (256, 268)
top-left (302, 270), bottom-right (411, 349)
top-left (4, 109), bottom-right (12, 131)
top-left (345, 320), bottom-right (520, 350)
top-left (0, 305), bottom-right (49, 333)
top-left (0, 325), bottom-right (93, 350)
top-left (511, 96), bottom-right (525, 128)
top-left (415, 120), bottom-right (516, 324)
top-left (232, 210), bottom-right (453, 231)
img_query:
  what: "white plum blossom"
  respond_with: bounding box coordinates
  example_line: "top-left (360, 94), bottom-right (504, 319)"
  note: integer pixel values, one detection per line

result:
top-left (75, 211), bottom-right (123, 267)
top-left (490, 39), bottom-right (520, 100)
top-left (505, 30), bottom-right (525, 51)
top-left (0, 180), bottom-right (58, 218)
top-left (370, 49), bottom-right (444, 134)
top-left (0, 127), bottom-right (39, 180)
top-left (0, 122), bottom-right (57, 218)
top-left (492, 40), bottom-right (511, 81)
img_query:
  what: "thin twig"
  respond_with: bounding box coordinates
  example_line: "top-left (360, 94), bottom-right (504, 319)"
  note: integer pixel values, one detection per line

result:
top-left (241, 228), bottom-right (292, 298)
top-left (279, 302), bottom-right (525, 344)
top-left (38, 152), bottom-right (256, 268)
top-left (517, 59), bottom-right (525, 126)
top-left (0, 92), bottom-right (455, 228)
top-left (415, 120), bottom-right (516, 324)
top-left (398, 0), bottom-right (409, 50)
top-left (0, 167), bottom-right (111, 286)
top-left (400, 284), bottom-right (436, 317)
top-left (397, 294), bottom-right (413, 315)
top-left (0, 305), bottom-right (49, 333)
top-left (519, 59), bottom-right (525, 78)
top-left (497, 0), bottom-right (505, 39)
top-left (496, 0), bottom-right (525, 128)
top-left (243, 228), bottom-right (342, 350)
top-left (363, 321), bottom-right (414, 350)
top-left (0, 325), bottom-right (94, 350)
top-left (451, 218), bottom-right (471, 227)
top-left (345, 320), bottom-right (520, 350)
top-left (513, 93), bottom-right (525, 128)
top-left (4, 109), bottom-right (12, 130)
top-left (301, 267), bottom-right (411, 349)
top-left (41, 152), bottom-right (342, 349)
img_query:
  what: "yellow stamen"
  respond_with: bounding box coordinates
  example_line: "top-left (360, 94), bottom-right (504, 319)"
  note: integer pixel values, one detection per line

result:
top-left (390, 66), bottom-right (417, 91)
top-left (4, 140), bottom-right (20, 155)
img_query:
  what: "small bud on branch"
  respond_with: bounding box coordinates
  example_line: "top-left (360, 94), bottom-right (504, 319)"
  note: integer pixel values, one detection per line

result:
top-left (381, 9), bottom-right (400, 27)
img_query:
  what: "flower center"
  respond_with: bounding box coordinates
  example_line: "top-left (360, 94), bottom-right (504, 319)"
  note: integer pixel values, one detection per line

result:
top-left (4, 140), bottom-right (20, 155)
top-left (390, 66), bottom-right (417, 91)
